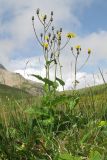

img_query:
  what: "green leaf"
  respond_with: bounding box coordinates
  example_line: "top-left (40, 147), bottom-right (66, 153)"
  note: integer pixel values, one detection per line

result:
top-left (46, 60), bottom-right (54, 65)
top-left (89, 150), bottom-right (102, 160)
top-left (59, 153), bottom-right (81, 160)
top-left (42, 117), bottom-right (54, 126)
top-left (69, 97), bottom-right (79, 110)
top-left (56, 77), bottom-right (65, 86)
top-left (44, 78), bottom-right (58, 88)
top-left (44, 78), bottom-right (55, 86)
top-left (80, 132), bottom-right (91, 144)
top-left (25, 107), bottom-right (35, 115)
top-left (31, 119), bottom-right (37, 129)
top-left (31, 74), bottom-right (44, 82)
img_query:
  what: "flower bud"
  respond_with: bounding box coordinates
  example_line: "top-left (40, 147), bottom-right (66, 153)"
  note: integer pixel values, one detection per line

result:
top-left (51, 11), bottom-right (53, 16)
top-left (50, 17), bottom-right (53, 22)
top-left (48, 33), bottom-right (51, 37)
top-left (52, 26), bottom-right (54, 30)
top-left (71, 47), bottom-right (73, 51)
top-left (32, 16), bottom-right (34, 21)
top-left (36, 8), bottom-right (40, 15)
top-left (88, 48), bottom-right (91, 54)
top-left (53, 34), bottom-right (56, 40)
top-left (56, 30), bottom-right (59, 34)
top-left (60, 28), bottom-right (62, 32)
top-left (77, 51), bottom-right (79, 55)
top-left (40, 33), bottom-right (43, 37)
top-left (44, 15), bottom-right (47, 20)
top-left (58, 36), bottom-right (61, 41)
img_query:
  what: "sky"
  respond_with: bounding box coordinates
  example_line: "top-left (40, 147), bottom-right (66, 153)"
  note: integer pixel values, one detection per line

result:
top-left (0, 0), bottom-right (107, 90)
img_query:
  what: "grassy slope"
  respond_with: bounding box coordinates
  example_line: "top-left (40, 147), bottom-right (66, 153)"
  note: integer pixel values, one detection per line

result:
top-left (62, 84), bottom-right (107, 115)
top-left (64, 83), bottom-right (107, 96)
top-left (0, 84), bottom-right (31, 102)
top-left (0, 83), bottom-right (107, 102)
top-left (0, 83), bottom-right (107, 159)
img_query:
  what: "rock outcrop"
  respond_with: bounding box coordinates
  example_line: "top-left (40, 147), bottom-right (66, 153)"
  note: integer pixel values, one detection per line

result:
top-left (0, 64), bottom-right (43, 96)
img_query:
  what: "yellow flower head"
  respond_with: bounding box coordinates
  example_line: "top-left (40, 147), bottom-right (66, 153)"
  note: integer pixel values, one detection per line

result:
top-left (66, 32), bottom-right (76, 38)
top-left (99, 120), bottom-right (107, 127)
top-left (88, 48), bottom-right (91, 54)
top-left (40, 14), bottom-right (47, 21)
top-left (21, 143), bottom-right (25, 149)
top-left (57, 32), bottom-right (61, 40)
top-left (57, 32), bottom-right (61, 36)
top-left (45, 35), bottom-right (49, 41)
top-left (75, 45), bottom-right (81, 50)
top-left (42, 43), bottom-right (48, 49)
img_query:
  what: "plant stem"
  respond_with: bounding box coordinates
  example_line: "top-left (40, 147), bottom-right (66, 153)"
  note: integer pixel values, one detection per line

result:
top-left (74, 54), bottom-right (78, 90)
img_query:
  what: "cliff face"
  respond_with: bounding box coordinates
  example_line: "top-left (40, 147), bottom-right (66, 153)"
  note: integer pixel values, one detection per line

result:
top-left (0, 64), bottom-right (43, 96)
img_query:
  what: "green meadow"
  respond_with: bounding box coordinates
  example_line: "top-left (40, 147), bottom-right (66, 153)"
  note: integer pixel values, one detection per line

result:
top-left (0, 83), bottom-right (107, 159)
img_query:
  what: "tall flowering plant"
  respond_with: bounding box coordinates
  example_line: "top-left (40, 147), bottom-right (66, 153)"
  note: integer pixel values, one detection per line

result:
top-left (32, 9), bottom-right (91, 93)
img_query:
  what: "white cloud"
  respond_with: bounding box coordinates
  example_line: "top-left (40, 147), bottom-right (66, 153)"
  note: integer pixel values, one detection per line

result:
top-left (0, 0), bottom-right (94, 65)
top-left (15, 65), bottom-right (107, 91)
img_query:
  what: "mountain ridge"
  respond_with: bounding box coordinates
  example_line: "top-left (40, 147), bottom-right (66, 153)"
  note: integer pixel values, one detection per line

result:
top-left (0, 64), bottom-right (6, 70)
top-left (0, 64), bottom-right (43, 95)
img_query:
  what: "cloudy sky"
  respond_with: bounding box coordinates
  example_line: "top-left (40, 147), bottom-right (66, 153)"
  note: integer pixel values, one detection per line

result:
top-left (0, 0), bottom-right (107, 90)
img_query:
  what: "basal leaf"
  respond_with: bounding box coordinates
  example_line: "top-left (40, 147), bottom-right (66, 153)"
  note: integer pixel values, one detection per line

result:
top-left (56, 77), bottom-right (65, 86)
top-left (31, 74), bottom-right (44, 82)
top-left (59, 153), bottom-right (81, 160)
top-left (89, 150), bottom-right (102, 160)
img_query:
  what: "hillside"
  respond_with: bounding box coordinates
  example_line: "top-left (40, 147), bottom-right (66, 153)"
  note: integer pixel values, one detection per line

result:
top-left (64, 83), bottom-right (107, 96)
top-left (0, 83), bottom-right (32, 104)
top-left (0, 64), bottom-right (43, 96)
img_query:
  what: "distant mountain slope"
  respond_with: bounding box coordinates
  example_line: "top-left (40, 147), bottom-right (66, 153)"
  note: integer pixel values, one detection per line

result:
top-left (0, 83), bottom-right (30, 99)
top-left (0, 64), bottom-right (43, 95)
top-left (0, 64), bottom-right (6, 70)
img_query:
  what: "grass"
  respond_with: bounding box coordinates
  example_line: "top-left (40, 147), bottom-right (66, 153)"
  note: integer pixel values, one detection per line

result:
top-left (0, 83), bottom-right (107, 159)
top-left (0, 84), bottom-right (31, 101)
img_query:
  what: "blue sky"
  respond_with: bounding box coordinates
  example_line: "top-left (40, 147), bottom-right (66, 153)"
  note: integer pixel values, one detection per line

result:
top-left (0, 0), bottom-right (107, 89)
top-left (77, 0), bottom-right (107, 34)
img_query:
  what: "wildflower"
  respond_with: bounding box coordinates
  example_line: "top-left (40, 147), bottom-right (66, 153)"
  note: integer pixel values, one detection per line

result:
top-left (75, 45), bottom-right (81, 51)
top-left (21, 143), bottom-right (25, 149)
top-left (42, 43), bottom-right (48, 49)
top-left (66, 32), bottom-right (76, 38)
top-left (57, 31), bottom-right (61, 36)
top-left (41, 14), bottom-right (47, 21)
top-left (16, 143), bottom-right (26, 151)
top-left (45, 35), bottom-right (49, 41)
top-left (57, 32), bottom-right (61, 40)
top-left (88, 48), bottom-right (91, 54)
top-left (99, 120), bottom-right (107, 127)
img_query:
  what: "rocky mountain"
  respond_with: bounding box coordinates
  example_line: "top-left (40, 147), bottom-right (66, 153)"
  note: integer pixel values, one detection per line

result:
top-left (0, 64), bottom-right (6, 70)
top-left (0, 64), bottom-right (43, 96)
